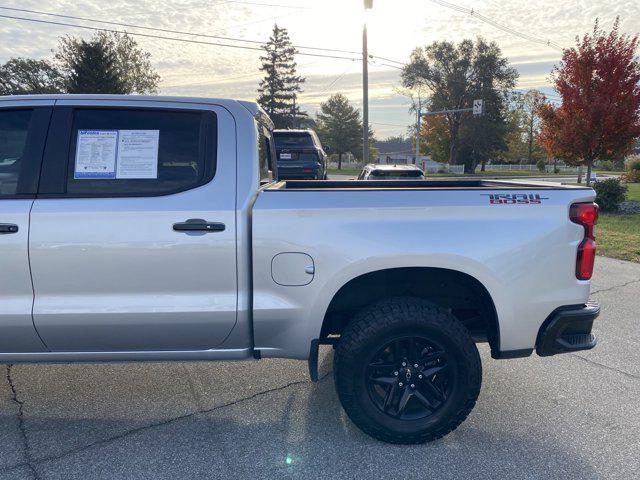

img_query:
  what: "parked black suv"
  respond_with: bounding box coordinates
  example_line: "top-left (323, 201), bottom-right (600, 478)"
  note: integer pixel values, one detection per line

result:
top-left (273, 129), bottom-right (327, 180)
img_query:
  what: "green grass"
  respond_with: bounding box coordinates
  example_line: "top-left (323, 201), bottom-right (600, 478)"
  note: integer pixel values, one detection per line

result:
top-left (597, 213), bottom-right (640, 263)
top-left (594, 170), bottom-right (624, 175)
top-left (625, 182), bottom-right (640, 202)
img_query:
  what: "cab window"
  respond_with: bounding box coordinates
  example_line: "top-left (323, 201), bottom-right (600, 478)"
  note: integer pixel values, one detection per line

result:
top-left (64, 108), bottom-right (216, 197)
top-left (0, 108), bottom-right (50, 197)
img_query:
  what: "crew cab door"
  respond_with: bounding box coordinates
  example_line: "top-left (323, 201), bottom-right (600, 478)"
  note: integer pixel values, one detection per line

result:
top-left (0, 102), bottom-right (52, 352)
top-left (30, 100), bottom-right (238, 351)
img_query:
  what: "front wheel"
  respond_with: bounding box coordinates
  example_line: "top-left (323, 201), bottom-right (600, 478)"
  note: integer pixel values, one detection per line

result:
top-left (334, 297), bottom-right (482, 444)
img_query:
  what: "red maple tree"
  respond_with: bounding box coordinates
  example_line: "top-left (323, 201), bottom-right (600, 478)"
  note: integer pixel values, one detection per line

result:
top-left (537, 19), bottom-right (640, 185)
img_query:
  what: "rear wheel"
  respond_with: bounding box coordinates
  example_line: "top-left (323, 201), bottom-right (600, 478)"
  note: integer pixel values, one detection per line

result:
top-left (334, 297), bottom-right (481, 444)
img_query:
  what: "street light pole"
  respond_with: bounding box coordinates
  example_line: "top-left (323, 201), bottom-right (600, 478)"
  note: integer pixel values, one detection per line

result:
top-left (363, 0), bottom-right (373, 164)
top-left (415, 96), bottom-right (421, 165)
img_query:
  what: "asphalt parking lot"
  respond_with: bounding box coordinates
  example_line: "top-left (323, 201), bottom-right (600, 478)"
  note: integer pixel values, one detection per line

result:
top-left (0, 256), bottom-right (638, 480)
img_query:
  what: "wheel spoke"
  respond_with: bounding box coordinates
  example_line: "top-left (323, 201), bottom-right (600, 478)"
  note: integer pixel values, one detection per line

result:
top-left (367, 362), bottom-right (395, 370)
top-left (383, 383), bottom-right (397, 412)
top-left (422, 350), bottom-right (446, 364)
top-left (413, 389), bottom-right (434, 409)
top-left (421, 364), bottom-right (448, 378)
top-left (370, 376), bottom-right (397, 386)
top-left (418, 378), bottom-right (445, 403)
top-left (396, 388), bottom-right (412, 416)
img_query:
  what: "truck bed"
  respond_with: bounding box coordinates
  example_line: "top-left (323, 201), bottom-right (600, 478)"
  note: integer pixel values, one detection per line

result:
top-left (269, 178), bottom-right (591, 191)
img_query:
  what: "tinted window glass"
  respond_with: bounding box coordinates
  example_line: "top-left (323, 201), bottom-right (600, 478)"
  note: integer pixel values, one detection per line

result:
top-left (274, 132), bottom-right (314, 148)
top-left (66, 109), bottom-right (216, 196)
top-left (258, 125), bottom-right (275, 184)
top-left (0, 110), bottom-right (32, 196)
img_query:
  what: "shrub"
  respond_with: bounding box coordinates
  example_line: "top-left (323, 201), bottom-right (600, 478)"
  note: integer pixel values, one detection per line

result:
top-left (593, 178), bottom-right (627, 211)
top-left (624, 155), bottom-right (640, 182)
top-left (536, 159), bottom-right (546, 172)
top-left (597, 160), bottom-right (613, 171)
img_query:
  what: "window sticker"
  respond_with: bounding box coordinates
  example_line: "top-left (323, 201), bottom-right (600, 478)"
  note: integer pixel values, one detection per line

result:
top-left (74, 130), bottom-right (118, 179)
top-left (116, 130), bottom-right (159, 179)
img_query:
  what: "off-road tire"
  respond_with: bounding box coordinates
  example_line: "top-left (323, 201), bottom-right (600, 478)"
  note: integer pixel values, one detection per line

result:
top-left (334, 296), bottom-right (482, 444)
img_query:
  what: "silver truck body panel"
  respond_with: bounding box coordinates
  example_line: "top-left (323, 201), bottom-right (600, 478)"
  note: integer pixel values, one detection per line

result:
top-left (0, 94), bottom-right (596, 362)
top-left (251, 187), bottom-right (595, 358)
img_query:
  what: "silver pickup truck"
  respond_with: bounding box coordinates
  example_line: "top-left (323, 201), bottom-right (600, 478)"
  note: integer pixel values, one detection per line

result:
top-left (0, 95), bottom-right (600, 444)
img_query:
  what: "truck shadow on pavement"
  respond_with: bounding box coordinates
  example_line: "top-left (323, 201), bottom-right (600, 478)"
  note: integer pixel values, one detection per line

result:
top-left (0, 348), bottom-right (601, 480)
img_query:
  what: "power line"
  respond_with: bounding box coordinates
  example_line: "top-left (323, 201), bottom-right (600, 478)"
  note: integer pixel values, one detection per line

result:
top-left (427, 0), bottom-right (564, 51)
top-left (370, 60), bottom-right (404, 70)
top-left (369, 55), bottom-right (405, 66)
top-left (0, 6), bottom-right (361, 56)
top-left (370, 121), bottom-right (409, 127)
top-left (0, 5), bottom-right (404, 68)
top-left (0, 13), bottom-right (361, 61)
top-left (316, 64), bottom-right (357, 95)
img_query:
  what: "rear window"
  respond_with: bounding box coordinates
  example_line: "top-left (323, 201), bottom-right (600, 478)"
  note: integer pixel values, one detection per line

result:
top-left (371, 169), bottom-right (424, 178)
top-left (274, 132), bottom-right (314, 149)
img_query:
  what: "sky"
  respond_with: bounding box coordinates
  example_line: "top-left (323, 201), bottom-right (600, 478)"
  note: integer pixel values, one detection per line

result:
top-left (1, 0), bottom-right (639, 138)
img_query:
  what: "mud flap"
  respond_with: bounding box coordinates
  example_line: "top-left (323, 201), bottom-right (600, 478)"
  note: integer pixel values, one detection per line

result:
top-left (308, 339), bottom-right (319, 382)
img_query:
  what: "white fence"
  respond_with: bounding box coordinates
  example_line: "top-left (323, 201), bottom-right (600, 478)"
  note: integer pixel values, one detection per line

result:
top-left (423, 164), bottom-right (465, 174)
top-left (478, 164), bottom-right (580, 173)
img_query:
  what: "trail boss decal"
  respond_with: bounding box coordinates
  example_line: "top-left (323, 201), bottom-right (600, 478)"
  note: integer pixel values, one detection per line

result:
top-left (481, 193), bottom-right (548, 205)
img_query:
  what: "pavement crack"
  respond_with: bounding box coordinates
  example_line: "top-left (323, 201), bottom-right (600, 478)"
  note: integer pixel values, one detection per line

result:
top-left (0, 369), bottom-right (333, 473)
top-left (570, 354), bottom-right (640, 380)
top-left (5, 365), bottom-right (41, 480)
top-left (590, 278), bottom-right (640, 295)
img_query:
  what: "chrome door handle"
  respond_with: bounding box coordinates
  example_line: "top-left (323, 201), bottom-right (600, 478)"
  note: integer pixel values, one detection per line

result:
top-left (0, 224), bottom-right (18, 234)
top-left (173, 219), bottom-right (225, 232)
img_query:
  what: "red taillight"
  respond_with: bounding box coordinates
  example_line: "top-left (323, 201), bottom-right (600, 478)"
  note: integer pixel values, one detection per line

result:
top-left (570, 202), bottom-right (599, 280)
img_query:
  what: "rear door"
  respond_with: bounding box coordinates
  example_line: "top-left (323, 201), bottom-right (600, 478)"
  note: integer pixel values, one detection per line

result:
top-left (30, 100), bottom-right (238, 352)
top-left (0, 102), bottom-right (52, 352)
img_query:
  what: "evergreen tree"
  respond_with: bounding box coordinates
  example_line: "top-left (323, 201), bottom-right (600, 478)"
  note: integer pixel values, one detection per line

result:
top-left (316, 94), bottom-right (361, 169)
top-left (55, 32), bottom-right (160, 94)
top-left (257, 25), bottom-right (306, 128)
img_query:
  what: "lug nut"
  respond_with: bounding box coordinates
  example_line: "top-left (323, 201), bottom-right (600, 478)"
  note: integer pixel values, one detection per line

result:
top-left (414, 364), bottom-right (419, 368)
top-left (399, 382), bottom-right (403, 387)
top-left (393, 371), bottom-right (398, 376)
top-left (418, 374), bottom-right (423, 379)
top-left (410, 384), bottom-right (415, 389)
top-left (402, 362), bottom-right (406, 367)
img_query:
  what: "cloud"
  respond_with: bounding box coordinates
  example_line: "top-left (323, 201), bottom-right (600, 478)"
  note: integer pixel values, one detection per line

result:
top-left (1, 0), bottom-right (638, 137)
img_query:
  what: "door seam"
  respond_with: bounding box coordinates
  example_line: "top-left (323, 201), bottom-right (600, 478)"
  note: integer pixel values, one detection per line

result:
top-left (27, 198), bottom-right (48, 350)
top-left (28, 103), bottom-right (55, 351)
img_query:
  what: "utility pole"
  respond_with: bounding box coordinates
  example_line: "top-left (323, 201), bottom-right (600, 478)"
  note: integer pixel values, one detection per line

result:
top-left (363, 0), bottom-right (373, 164)
top-left (415, 96), bottom-right (421, 165)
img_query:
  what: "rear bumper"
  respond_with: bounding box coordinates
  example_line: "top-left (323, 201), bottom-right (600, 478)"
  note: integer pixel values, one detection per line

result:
top-left (536, 301), bottom-right (600, 357)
